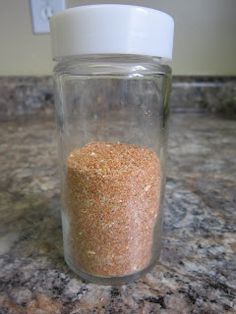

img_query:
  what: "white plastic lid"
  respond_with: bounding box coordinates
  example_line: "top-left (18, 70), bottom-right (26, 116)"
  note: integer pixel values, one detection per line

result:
top-left (50, 4), bottom-right (174, 60)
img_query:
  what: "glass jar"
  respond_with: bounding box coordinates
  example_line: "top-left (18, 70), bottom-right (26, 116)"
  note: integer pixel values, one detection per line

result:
top-left (50, 4), bottom-right (174, 285)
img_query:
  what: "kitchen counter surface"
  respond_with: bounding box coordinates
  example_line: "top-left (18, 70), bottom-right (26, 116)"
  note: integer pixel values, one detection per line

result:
top-left (0, 113), bottom-right (235, 314)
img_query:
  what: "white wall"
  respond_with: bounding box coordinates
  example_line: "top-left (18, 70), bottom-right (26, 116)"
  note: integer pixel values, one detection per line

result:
top-left (0, 0), bottom-right (235, 76)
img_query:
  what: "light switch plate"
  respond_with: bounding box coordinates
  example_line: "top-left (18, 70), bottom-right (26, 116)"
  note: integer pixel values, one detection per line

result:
top-left (30, 0), bottom-right (65, 34)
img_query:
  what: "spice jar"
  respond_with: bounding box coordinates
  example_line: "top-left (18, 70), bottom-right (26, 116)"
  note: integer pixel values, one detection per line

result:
top-left (50, 4), bottom-right (174, 285)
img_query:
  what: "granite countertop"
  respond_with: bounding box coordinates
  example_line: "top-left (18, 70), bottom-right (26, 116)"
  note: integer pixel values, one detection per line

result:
top-left (0, 113), bottom-right (235, 313)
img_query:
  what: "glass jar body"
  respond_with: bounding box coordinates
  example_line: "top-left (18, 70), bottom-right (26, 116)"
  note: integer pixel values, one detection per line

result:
top-left (54, 54), bottom-right (172, 285)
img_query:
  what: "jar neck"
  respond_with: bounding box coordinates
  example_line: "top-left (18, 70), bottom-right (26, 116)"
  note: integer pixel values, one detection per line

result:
top-left (54, 54), bottom-right (172, 77)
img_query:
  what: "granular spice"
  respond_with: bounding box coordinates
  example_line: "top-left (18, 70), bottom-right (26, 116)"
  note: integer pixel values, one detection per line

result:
top-left (65, 141), bottom-right (161, 277)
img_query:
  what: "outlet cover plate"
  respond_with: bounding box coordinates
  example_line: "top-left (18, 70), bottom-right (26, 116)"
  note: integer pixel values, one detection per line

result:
top-left (30, 0), bottom-right (65, 34)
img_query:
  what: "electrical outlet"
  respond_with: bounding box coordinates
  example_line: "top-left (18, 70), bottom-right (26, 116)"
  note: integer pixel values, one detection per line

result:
top-left (30, 0), bottom-right (65, 34)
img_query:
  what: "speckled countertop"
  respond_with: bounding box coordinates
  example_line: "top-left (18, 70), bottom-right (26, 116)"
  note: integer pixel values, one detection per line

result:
top-left (0, 113), bottom-right (235, 314)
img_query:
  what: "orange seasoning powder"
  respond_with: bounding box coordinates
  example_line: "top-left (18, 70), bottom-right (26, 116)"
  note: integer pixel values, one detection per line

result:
top-left (65, 141), bottom-right (161, 277)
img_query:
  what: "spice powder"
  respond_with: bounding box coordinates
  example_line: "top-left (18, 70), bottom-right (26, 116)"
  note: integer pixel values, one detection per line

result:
top-left (65, 141), bottom-right (161, 277)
